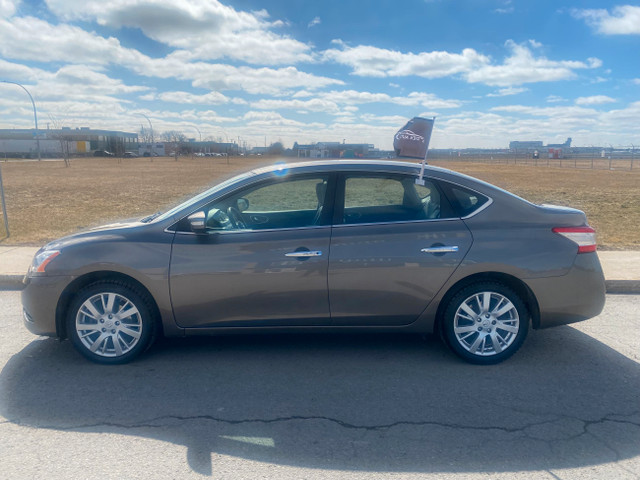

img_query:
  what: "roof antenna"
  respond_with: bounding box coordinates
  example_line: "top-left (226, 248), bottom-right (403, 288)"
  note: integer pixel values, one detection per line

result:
top-left (392, 116), bottom-right (435, 186)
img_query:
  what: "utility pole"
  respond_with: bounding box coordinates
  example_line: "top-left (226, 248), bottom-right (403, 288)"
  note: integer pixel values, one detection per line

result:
top-left (0, 161), bottom-right (9, 237)
top-left (1, 81), bottom-right (41, 161)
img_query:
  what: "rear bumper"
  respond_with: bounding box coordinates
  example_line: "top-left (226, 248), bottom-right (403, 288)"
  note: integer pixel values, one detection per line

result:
top-left (21, 275), bottom-right (71, 337)
top-left (525, 252), bottom-right (606, 329)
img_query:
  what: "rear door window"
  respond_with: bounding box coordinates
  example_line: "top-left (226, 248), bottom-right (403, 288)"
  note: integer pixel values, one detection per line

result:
top-left (341, 174), bottom-right (451, 224)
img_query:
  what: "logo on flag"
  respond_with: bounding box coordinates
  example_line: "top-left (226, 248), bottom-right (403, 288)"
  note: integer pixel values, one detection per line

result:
top-left (393, 117), bottom-right (434, 159)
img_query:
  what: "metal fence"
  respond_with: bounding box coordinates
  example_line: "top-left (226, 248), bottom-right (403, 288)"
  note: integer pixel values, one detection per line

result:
top-left (429, 152), bottom-right (637, 171)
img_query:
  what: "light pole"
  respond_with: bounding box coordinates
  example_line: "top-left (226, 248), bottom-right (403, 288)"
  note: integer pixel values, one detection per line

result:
top-left (137, 113), bottom-right (154, 159)
top-left (1, 80), bottom-right (41, 161)
top-left (190, 126), bottom-right (202, 157)
top-left (191, 125), bottom-right (202, 141)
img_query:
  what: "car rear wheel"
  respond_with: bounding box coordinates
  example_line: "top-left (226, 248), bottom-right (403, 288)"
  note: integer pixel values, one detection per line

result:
top-left (66, 282), bottom-right (156, 364)
top-left (443, 282), bottom-right (529, 364)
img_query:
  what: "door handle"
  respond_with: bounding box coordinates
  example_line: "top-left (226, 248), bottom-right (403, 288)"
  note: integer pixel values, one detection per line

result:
top-left (421, 246), bottom-right (459, 254)
top-left (285, 251), bottom-right (323, 258)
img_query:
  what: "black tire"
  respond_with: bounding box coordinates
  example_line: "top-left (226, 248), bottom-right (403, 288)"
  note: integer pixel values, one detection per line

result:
top-left (443, 282), bottom-right (529, 364)
top-left (66, 281), bottom-right (156, 364)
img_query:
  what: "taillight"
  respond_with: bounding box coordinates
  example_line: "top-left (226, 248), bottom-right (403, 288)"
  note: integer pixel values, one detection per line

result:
top-left (552, 227), bottom-right (597, 254)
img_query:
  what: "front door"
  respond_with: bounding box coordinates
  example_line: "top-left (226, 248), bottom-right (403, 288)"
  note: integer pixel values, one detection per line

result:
top-left (170, 174), bottom-right (333, 328)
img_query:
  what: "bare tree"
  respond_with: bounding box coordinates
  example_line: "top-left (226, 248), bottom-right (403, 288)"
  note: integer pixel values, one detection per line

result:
top-left (161, 130), bottom-right (186, 161)
top-left (48, 114), bottom-right (72, 167)
top-left (267, 141), bottom-right (284, 156)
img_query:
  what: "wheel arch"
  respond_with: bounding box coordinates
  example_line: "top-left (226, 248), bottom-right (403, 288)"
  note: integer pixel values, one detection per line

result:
top-left (434, 271), bottom-right (541, 335)
top-left (55, 271), bottom-right (163, 340)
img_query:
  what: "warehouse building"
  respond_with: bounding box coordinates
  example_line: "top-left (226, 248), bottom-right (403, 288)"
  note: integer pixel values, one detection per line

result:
top-left (0, 127), bottom-right (138, 158)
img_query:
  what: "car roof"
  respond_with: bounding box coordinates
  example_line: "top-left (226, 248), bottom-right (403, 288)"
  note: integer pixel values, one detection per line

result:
top-left (247, 159), bottom-right (527, 205)
top-left (250, 159), bottom-right (454, 176)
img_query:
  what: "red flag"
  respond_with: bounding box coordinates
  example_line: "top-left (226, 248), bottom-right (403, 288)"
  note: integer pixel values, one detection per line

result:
top-left (393, 117), bottom-right (434, 159)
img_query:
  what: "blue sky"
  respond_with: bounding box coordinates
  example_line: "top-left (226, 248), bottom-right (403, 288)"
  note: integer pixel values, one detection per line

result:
top-left (0, 0), bottom-right (638, 149)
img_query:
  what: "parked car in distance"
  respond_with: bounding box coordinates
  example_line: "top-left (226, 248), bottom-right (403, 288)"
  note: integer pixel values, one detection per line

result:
top-left (123, 151), bottom-right (139, 158)
top-left (22, 160), bottom-right (605, 365)
top-left (93, 150), bottom-right (114, 157)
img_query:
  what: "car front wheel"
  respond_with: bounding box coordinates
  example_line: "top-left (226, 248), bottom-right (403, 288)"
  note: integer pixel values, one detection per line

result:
top-left (443, 282), bottom-right (529, 364)
top-left (66, 281), bottom-right (156, 364)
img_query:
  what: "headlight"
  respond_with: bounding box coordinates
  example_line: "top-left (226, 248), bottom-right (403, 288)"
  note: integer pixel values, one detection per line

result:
top-left (29, 250), bottom-right (60, 274)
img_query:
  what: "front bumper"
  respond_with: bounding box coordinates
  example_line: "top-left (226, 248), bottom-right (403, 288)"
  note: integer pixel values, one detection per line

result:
top-left (21, 274), bottom-right (73, 337)
top-left (525, 252), bottom-right (606, 329)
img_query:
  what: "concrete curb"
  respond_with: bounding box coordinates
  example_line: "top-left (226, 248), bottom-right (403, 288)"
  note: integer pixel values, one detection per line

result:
top-left (1, 275), bottom-right (639, 294)
top-left (605, 280), bottom-right (640, 294)
top-left (0, 275), bottom-right (24, 290)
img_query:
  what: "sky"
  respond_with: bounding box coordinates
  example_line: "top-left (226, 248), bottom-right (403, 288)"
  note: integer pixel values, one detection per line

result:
top-left (0, 0), bottom-right (638, 150)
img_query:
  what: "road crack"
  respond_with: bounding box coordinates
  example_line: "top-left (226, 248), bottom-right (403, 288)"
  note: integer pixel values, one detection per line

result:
top-left (5, 411), bottom-right (640, 437)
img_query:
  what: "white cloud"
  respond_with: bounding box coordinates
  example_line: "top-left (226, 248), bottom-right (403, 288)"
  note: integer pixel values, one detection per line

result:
top-left (633, 78), bottom-right (640, 85)
top-left (546, 95), bottom-right (566, 103)
top-left (308, 16), bottom-right (321, 28)
top-left (575, 95), bottom-right (616, 105)
top-left (0, 16), bottom-right (145, 65)
top-left (572, 5), bottom-right (640, 35)
top-left (490, 104), bottom-right (598, 117)
top-left (169, 63), bottom-right (342, 95)
top-left (0, 0), bottom-right (18, 17)
top-left (486, 87), bottom-right (528, 97)
top-left (466, 40), bottom-right (602, 87)
top-left (1, 61), bottom-right (148, 107)
top-left (324, 40), bottom-right (601, 87)
top-left (0, 57), bottom-right (41, 82)
top-left (0, 16), bottom-right (341, 96)
top-left (251, 89), bottom-right (461, 113)
top-left (321, 90), bottom-right (462, 109)
top-left (44, 0), bottom-right (314, 64)
top-left (152, 91), bottom-right (246, 105)
top-left (251, 98), bottom-right (340, 114)
top-left (360, 114), bottom-right (410, 125)
top-left (242, 111), bottom-right (324, 129)
top-left (323, 44), bottom-right (489, 78)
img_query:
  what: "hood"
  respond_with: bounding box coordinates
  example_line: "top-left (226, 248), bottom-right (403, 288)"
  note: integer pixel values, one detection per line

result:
top-left (41, 218), bottom-right (146, 251)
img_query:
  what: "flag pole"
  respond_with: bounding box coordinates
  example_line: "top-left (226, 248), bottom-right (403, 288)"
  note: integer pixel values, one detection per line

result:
top-left (416, 116), bottom-right (435, 186)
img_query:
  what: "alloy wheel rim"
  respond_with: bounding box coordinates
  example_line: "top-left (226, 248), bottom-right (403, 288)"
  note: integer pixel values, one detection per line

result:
top-left (453, 291), bottom-right (519, 356)
top-left (75, 292), bottom-right (142, 357)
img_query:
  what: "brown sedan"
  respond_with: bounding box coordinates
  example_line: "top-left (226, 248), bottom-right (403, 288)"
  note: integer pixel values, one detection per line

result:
top-left (22, 160), bottom-right (606, 364)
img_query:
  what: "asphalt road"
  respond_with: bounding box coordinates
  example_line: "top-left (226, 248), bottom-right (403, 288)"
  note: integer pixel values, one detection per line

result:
top-left (1, 291), bottom-right (639, 480)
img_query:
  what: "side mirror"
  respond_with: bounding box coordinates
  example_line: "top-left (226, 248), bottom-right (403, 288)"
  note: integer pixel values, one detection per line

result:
top-left (187, 211), bottom-right (206, 233)
top-left (236, 198), bottom-right (249, 212)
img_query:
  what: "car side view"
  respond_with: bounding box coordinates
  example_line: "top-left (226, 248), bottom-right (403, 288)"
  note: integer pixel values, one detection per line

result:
top-left (21, 160), bottom-right (606, 364)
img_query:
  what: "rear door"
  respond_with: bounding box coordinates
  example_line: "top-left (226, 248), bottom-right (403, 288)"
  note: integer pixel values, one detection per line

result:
top-left (328, 173), bottom-right (473, 326)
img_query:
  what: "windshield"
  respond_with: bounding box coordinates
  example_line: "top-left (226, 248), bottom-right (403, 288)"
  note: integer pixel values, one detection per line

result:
top-left (149, 171), bottom-right (256, 223)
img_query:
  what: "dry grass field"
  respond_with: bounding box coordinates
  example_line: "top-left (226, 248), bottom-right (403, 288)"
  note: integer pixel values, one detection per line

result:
top-left (0, 156), bottom-right (638, 249)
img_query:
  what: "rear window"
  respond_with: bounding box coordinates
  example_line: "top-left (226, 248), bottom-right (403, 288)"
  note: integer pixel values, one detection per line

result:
top-left (445, 184), bottom-right (490, 217)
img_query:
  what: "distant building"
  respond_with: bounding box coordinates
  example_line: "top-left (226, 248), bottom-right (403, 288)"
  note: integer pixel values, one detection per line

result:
top-left (509, 138), bottom-right (572, 152)
top-left (547, 137), bottom-right (572, 148)
top-left (0, 127), bottom-right (138, 157)
top-left (138, 143), bottom-right (166, 157)
top-left (187, 140), bottom-right (239, 155)
top-left (509, 140), bottom-right (544, 151)
top-left (293, 142), bottom-right (376, 158)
